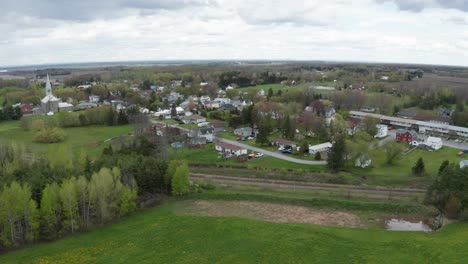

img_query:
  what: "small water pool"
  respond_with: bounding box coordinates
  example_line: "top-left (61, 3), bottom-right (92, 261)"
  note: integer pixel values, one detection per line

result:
top-left (386, 219), bottom-right (432, 233)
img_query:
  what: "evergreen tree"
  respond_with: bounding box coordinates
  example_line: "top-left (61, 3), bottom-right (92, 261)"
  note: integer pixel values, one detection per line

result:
top-left (256, 122), bottom-right (271, 145)
top-left (438, 160), bottom-right (450, 175)
top-left (171, 104), bottom-right (177, 118)
top-left (412, 157), bottom-right (425, 176)
top-left (327, 135), bottom-right (346, 172)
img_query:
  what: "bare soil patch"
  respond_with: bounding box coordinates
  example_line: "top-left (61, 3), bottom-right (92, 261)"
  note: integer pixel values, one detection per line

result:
top-left (176, 200), bottom-right (364, 228)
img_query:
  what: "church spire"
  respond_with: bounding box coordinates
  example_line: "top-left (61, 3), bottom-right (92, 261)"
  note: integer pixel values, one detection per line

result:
top-left (45, 73), bottom-right (52, 96)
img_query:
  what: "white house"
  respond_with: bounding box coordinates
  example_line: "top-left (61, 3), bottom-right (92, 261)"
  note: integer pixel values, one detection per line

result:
top-left (258, 89), bottom-right (265, 96)
top-left (182, 114), bottom-right (206, 124)
top-left (375, 124), bottom-right (388, 138)
top-left (426, 137), bottom-right (443, 150)
top-left (58, 102), bottom-right (74, 112)
top-left (89, 95), bottom-right (100, 103)
top-left (309, 142), bottom-right (332, 155)
top-left (215, 141), bottom-right (247, 157)
top-left (460, 160), bottom-right (468, 169)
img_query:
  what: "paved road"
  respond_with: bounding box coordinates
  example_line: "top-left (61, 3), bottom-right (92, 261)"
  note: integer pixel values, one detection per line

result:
top-left (191, 173), bottom-right (425, 196)
top-left (217, 138), bottom-right (327, 165)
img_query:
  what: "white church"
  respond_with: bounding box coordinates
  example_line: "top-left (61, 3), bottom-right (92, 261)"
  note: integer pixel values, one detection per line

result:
top-left (40, 74), bottom-right (73, 114)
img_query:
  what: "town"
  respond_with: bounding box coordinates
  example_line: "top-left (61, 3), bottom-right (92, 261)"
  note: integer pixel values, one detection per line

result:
top-left (2, 0), bottom-right (468, 262)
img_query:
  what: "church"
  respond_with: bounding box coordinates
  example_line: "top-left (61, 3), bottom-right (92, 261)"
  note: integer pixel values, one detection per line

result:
top-left (40, 74), bottom-right (74, 114)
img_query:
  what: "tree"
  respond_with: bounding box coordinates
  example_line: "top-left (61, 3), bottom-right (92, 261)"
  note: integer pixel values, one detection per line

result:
top-left (383, 142), bottom-right (404, 165)
top-left (256, 123), bottom-right (271, 145)
top-left (59, 177), bottom-right (79, 233)
top-left (40, 183), bottom-right (61, 239)
top-left (282, 115), bottom-right (295, 140)
top-left (362, 116), bottom-right (379, 137)
top-left (171, 104), bottom-right (177, 118)
top-left (267, 87), bottom-right (273, 101)
top-left (327, 134), bottom-right (346, 172)
top-left (171, 162), bottom-right (190, 196)
top-left (438, 160), bottom-right (450, 175)
top-left (412, 157), bottom-right (425, 176)
top-left (314, 152), bottom-right (321, 161)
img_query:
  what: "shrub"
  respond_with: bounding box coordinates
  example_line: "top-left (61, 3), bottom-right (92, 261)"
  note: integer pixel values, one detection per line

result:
top-left (33, 127), bottom-right (66, 143)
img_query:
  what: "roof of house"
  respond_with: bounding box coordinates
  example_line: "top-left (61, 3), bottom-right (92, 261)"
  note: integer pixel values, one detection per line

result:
top-left (396, 129), bottom-right (418, 137)
top-left (186, 114), bottom-right (205, 120)
top-left (216, 141), bottom-right (245, 151)
top-left (272, 138), bottom-right (296, 146)
top-left (460, 160), bottom-right (468, 167)
top-left (427, 137), bottom-right (442, 143)
top-left (309, 142), bottom-right (332, 151)
top-left (210, 120), bottom-right (226, 128)
top-left (198, 127), bottom-right (214, 135)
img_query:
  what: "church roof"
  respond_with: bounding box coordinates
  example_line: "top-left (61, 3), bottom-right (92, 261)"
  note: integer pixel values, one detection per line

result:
top-left (41, 95), bottom-right (60, 103)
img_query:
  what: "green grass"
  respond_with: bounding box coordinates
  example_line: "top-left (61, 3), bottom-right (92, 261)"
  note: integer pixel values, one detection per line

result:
top-left (348, 146), bottom-right (462, 187)
top-left (1, 196), bottom-right (467, 263)
top-left (0, 96), bottom-right (5, 105)
top-left (172, 144), bottom-right (325, 171)
top-left (0, 120), bottom-right (133, 159)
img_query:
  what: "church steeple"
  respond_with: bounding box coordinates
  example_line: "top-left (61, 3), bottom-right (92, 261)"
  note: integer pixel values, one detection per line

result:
top-left (45, 73), bottom-right (52, 96)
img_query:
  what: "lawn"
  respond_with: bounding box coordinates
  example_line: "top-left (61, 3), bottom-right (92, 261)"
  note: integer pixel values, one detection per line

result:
top-left (1, 195), bottom-right (467, 263)
top-left (0, 120), bottom-right (133, 159)
top-left (171, 144), bottom-right (325, 171)
top-left (348, 146), bottom-right (462, 187)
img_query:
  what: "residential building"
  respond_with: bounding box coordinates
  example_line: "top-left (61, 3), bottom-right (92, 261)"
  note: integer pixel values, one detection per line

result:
top-left (308, 142), bottom-right (332, 155)
top-left (182, 114), bottom-right (207, 124)
top-left (89, 95), bottom-right (100, 103)
top-left (272, 138), bottom-right (297, 149)
top-left (375, 125), bottom-right (388, 138)
top-left (396, 129), bottom-right (418, 144)
top-left (460, 160), bottom-right (468, 169)
top-left (425, 137), bottom-right (443, 150)
top-left (215, 141), bottom-right (247, 157)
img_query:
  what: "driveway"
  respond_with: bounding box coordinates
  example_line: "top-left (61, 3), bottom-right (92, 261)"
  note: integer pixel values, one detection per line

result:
top-left (216, 138), bottom-right (327, 165)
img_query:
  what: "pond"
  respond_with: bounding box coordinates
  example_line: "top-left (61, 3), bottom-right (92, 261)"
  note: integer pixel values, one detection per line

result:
top-left (386, 219), bottom-right (432, 233)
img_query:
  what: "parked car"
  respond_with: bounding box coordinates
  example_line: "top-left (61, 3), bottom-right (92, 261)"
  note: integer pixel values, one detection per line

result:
top-left (281, 149), bottom-right (292, 154)
top-left (256, 152), bottom-right (264, 157)
top-left (248, 136), bottom-right (255, 140)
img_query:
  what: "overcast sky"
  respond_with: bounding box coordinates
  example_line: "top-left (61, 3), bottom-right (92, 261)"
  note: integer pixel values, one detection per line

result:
top-left (1, 0), bottom-right (468, 67)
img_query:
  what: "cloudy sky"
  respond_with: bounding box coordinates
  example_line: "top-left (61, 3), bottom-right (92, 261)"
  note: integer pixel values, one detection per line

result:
top-left (1, 0), bottom-right (468, 67)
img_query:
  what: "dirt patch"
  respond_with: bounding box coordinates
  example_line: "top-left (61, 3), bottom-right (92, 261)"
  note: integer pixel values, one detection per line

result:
top-left (176, 200), bottom-right (364, 228)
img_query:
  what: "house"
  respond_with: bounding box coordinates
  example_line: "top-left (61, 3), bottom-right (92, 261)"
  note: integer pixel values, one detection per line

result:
top-left (425, 137), bottom-right (443, 150)
top-left (460, 160), bottom-right (468, 169)
top-left (58, 102), bottom-right (74, 112)
top-left (197, 127), bottom-right (214, 143)
top-left (218, 104), bottom-right (236, 112)
top-left (272, 138), bottom-right (297, 149)
top-left (234, 127), bottom-right (257, 138)
top-left (355, 154), bottom-right (372, 168)
top-left (375, 125), bottom-right (388, 138)
top-left (210, 121), bottom-right (226, 133)
top-left (89, 95), bottom-right (100, 103)
top-left (308, 142), bottom-right (332, 155)
top-left (347, 118), bottom-right (361, 136)
top-left (324, 107), bottom-right (336, 118)
top-left (182, 114), bottom-right (207, 124)
top-left (215, 141), bottom-right (247, 157)
top-left (396, 129), bottom-right (418, 144)
top-left (20, 103), bottom-right (33, 115)
top-left (257, 89), bottom-right (265, 96)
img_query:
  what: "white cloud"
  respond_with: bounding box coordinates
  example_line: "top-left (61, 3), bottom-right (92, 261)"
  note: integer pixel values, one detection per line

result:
top-left (1, 0), bottom-right (468, 66)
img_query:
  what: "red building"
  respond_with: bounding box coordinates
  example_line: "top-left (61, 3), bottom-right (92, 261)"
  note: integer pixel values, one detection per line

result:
top-left (20, 104), bottom-right (33, 115)
top-left (396, 129), bottom-right (418, 143)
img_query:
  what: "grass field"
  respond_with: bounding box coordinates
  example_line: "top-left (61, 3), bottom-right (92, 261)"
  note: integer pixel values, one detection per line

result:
top-left (0, 121), bottom-right (133, 159)
top-left (1, 192), bottom-right (467, 263)
top-left (172, 144), bottom-right (325, 171)
top-left (348, 146), bottom-right (462, 187)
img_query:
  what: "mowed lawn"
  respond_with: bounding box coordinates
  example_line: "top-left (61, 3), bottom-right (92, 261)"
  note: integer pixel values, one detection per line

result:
top-left (347, 146), bottom-right (463, 187)
top-left (172, 144), bottom-right (325, 171)
top-left (1, 199), bottom-right (467, 263)
top-left (0, 121), bottom-right (133, 158)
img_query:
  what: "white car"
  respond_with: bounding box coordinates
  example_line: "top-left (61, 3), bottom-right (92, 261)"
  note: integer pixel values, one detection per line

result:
top-left (256, 152), bottom-right (264, 157)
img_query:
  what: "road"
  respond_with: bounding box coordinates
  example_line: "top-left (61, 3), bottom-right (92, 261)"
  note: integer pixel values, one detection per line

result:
top-left (191, 173), bottom-right (425, 197)
top-left (216, 138), bottom-right (327, 165)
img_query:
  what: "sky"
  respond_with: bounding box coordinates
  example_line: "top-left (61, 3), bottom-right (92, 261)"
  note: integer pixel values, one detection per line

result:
top-left (1, 0), bottom-right (468, 67)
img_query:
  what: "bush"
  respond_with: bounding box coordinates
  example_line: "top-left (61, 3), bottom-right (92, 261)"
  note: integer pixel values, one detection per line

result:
top-left (33, 128), bottom-right (66, 143)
